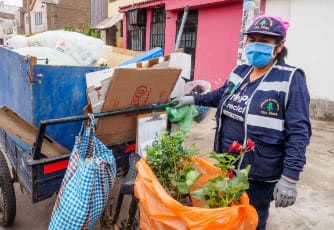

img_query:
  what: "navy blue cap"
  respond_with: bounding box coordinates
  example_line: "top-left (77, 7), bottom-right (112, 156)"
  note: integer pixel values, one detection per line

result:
top-left (245, 15), bottom-right (289, 38)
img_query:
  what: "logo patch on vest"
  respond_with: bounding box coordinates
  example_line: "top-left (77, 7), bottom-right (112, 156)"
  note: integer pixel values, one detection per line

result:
top-left (260, 98), bottom-right (279, 117)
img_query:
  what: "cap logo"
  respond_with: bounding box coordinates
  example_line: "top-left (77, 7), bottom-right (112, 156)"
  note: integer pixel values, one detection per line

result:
top-left (254, 18), bottom-right (273, 31)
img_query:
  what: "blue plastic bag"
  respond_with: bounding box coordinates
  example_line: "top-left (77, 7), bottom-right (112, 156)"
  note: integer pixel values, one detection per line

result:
top-left (119, 47), bottom-right (163, 66)
top-left (49, 117), bottom-right (116, 230)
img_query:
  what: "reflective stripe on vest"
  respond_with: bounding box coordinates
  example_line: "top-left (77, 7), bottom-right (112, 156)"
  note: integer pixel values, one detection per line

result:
top-left (273, 65), bottom-right (295, 72)
top-left (228, 72), bottom-right (243, 85)
top-left (256, 81), bottom-right (290, 93)
top-left (247, 114), bottom-right (285, 131)
top-left (223, 110), bottom-right (244, 122)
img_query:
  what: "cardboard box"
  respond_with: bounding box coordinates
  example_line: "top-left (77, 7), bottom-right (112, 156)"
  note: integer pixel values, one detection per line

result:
top-left (106, 47), bottom-right (142, 67)
top-left (96, 68), bottom-right (181, 145)
top-left (86, 52), bottom-right (191, 113)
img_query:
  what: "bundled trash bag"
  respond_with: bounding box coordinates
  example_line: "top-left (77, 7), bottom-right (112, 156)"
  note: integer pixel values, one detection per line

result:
top-left (14, 47), bottom-right (80, 65)
top-left (49, 116), bottom-right (116, 230)
top-left (166, 105), bottom-right (198, 132)
top-left (134, 156), bottom-right (258, 230)
top-left (6, 35), bottom-right (28, 48)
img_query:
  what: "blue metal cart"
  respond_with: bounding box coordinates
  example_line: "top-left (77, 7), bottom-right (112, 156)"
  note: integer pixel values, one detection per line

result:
top-left (0, 47), bottom-right (166, 227)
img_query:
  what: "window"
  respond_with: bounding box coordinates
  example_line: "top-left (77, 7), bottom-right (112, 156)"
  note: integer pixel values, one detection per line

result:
top-left (127, 9), bottom-right (147, 51)
top-left (35, 12), bottom-right (42, 25)
top-left (127, 25), bottom-right (146, 51)
top-left (150, 7), bottom-right (166, 50)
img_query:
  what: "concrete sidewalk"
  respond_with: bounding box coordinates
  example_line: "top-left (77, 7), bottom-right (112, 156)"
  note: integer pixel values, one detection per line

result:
top-left (186, 109), bottom-right (334, 230)
top-left (4, 109), bottom-right (334, 230)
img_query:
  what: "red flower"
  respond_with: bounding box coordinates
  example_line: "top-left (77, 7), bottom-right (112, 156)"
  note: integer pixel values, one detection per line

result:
top-left (235, 143), bottom-right (243, 153)
top-left (228, 169), bottom-right (234, 179)
top-left (246, 139), bottom-right (255, 150)
top-left (228, 143), bottom-right (235, 152)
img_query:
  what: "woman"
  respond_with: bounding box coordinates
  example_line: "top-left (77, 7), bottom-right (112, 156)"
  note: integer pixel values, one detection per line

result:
top-left (173, 15), bottom-right (311, 230)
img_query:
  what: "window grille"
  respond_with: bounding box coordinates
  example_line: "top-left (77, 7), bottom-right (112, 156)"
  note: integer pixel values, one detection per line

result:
top-left (150, 7), bottom-right (166, 50)
top-left (34, 12), bottom-right (42, 25)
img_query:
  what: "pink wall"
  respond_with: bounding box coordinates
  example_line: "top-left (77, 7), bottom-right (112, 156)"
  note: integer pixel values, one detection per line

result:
top-left (145, 9), bottom-right (152, 50)
top-left (195, 3), bottom-right (242, 89)
top-left (121, 0), bottom-right (244, 90)
top-left (165, 0), bottom-right (240, 10)
top-left (122, 14), bottom-right (127, 48)
top-left (164, 11), bottom-right (178, 54)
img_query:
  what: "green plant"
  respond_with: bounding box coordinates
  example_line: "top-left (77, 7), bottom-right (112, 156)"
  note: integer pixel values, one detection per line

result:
top-left (192, 140), bottom-right (255, 208)
top-left (63, 24), bottom-right (101, 39)
top-left (84, 27), bottom-right (101, 38)
top-left (146, 131), bottom-right (200, 201)
top-left (64, 24), bottom-right (75, 31)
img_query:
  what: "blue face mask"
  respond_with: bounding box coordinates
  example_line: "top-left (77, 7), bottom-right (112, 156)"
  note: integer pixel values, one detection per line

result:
top-left (245, 42), bottom-right (275, 67)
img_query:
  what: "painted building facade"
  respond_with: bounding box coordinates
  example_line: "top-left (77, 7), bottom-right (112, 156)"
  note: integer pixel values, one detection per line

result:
top-left (91, 0), bottom-right (107, 28)
top-left (0, 2), bottom-right (18, 44)
top-left (93, 0), bottom-right (148, 47)
top-left (18, 0), bottom-right (90, 35)
top-left (119, 0), bottom-right (244, 88)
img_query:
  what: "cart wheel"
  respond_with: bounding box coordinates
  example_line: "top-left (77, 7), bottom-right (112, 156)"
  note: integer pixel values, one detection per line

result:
top-left (0, 150), bottom-right (16, 227)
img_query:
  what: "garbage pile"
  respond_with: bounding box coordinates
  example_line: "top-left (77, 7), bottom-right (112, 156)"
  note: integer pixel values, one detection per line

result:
top-left (6, 31), bottom-right (143, 66)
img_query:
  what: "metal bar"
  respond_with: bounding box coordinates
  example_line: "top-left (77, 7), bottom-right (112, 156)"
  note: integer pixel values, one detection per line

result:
top-left (125, 197), bottom-right (139, 230)
top-left (174, 5), bottom-right (189, 51)
top-left (32, 104), bottom-right (168, 159)
top-left (28, 154), bottom-right (70, 166)
top-left (33, 173), bottom-right (66, 184)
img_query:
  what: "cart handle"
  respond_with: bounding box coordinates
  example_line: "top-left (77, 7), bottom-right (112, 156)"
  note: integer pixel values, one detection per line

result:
top-left (32, 103), bottom-right (169, 159)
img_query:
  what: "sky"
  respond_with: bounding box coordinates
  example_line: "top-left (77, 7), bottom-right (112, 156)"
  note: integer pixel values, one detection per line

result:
top-left (2, 0), bottom-right (22, 7)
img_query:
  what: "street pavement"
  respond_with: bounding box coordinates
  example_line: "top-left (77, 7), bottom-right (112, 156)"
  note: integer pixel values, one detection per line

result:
top-left (3, 109), bottom-right (334, 229)
top-left (187, 109), bottom-right (334, 230)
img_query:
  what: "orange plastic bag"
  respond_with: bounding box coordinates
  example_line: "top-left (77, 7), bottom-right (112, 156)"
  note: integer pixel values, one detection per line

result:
top-left (134, 156), bottom-right (258, 230)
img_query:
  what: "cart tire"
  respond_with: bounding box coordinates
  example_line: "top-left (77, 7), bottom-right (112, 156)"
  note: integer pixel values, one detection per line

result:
top-left (0, 150), bottom-right (16, 227)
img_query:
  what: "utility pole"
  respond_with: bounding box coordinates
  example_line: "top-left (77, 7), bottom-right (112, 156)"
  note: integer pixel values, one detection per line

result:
top-left (27, 0), bottom-right (32, 35)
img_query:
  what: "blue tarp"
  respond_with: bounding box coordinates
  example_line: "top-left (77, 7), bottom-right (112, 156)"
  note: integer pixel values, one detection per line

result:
top-left (119, 47), bottom-right (163, 66)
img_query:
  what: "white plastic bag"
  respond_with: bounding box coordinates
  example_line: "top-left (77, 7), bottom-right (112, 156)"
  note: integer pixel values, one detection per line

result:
top-left (27, 30), bottom-right (112, 65)
top-left (6, 35), bottom-right (29, 49)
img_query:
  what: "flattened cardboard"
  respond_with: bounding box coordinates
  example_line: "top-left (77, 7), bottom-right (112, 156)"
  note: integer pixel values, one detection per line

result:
top-left (106, 47), bottom-right (142, 67)
top-left (96, 68), bottom-right (180, 145)
top-left (85, 52), bottom-right (191, 113)
top-left (0, 106), bottom-right (69, 157)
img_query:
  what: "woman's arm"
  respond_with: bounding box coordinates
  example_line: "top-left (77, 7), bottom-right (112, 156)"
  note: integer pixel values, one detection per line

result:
top-left (283, 69), bottom-right (312, 180)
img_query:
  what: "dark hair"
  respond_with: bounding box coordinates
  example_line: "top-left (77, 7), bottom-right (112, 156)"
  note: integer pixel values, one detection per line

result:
top-left (274, 36), bottom-right (288, 63)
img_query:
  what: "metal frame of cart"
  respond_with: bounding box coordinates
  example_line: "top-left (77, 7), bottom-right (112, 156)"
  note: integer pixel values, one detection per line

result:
top-left (0, 104), bottom-right (167, 227)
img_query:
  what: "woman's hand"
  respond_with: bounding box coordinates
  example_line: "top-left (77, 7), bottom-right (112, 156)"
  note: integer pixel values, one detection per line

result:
top-left (171, 96), bottom-right (194, 108)
top-left (273, 175), bottom-right (297, 208)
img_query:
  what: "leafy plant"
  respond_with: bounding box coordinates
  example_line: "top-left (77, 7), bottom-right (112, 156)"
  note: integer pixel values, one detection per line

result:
top-left (64, 24), bottom-right (75, 31)
top-left (63, 24), bottom-right (101, 39)
top-left (146, 131), bottom-right (201, 201)
top-left (192, 140), bottom-right (255, 208)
